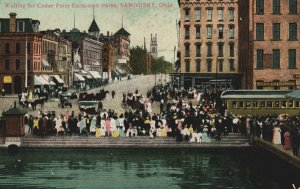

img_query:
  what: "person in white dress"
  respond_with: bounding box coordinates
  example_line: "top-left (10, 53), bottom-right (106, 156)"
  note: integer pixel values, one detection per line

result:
top-left (272, 126), bottom-right (281, 144)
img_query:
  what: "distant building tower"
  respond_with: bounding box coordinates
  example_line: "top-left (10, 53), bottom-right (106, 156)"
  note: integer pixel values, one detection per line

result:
top-left (88, 9), bottom-right (100, 40)
top-left (150, 34), bottom-right (157, 59)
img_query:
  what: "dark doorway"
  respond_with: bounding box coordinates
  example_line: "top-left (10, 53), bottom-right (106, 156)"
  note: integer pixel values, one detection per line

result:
top-left (3, 83), bottom-right (12, 94)
top-left (14, 76), bottom-right (22, 94)
top-left (184, 77), bottom-right (192, 89)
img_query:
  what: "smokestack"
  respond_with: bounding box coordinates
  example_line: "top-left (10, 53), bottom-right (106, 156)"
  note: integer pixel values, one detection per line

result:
top-left (107, 31), bottom-right (109, 36)
top-left (9, 13), bottom-right (17, 32)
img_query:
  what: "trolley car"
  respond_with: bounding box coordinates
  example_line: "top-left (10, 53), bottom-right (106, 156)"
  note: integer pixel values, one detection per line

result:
top-left (221, 90), bottom-right (300, 116)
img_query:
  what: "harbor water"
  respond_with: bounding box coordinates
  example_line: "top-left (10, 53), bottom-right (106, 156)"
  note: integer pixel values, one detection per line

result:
top-left (0, 148), bottom-right (299, 189)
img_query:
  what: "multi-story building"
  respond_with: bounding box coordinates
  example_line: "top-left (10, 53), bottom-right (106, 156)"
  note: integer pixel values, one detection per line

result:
top-left (250, 0), bottom-right (300, 90)
top-left (99, 32), bottom-right (116, 79)
top-left (114, 26), bottom-right (132, 74)
top-left (41, 29), bottom-right (72, 86)
top-left (0, 13), bottom-right (42, 94)
top-left (178, 0), bottom-right (243, 90)
top-left (61, 26), bottom-right (103, 87)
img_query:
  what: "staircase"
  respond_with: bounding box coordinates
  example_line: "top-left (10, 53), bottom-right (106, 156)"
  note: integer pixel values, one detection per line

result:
top-left (20, 133), bottom-right (251, 148)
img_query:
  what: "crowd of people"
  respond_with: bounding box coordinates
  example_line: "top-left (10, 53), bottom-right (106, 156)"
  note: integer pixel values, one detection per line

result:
top-left (22, 80), bottom-right (300, 158)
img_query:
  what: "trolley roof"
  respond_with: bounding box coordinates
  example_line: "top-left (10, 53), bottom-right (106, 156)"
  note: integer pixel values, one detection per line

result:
top-left (221, 90), bottom-right (292, 99)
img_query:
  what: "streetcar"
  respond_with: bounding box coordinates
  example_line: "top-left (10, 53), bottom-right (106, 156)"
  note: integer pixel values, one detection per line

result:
top-left (221, 90), bottom-right (300, 116)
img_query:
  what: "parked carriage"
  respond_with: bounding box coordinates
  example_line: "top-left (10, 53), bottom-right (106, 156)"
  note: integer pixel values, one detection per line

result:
top-left (58, 92), bottom-right (72, 108)
top-left (221, 90), bottom-right (300, 116)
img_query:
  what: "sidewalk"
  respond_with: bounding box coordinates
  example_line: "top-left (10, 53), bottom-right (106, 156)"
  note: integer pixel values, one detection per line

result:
top-left (254, 137), bottom-right (300, 169)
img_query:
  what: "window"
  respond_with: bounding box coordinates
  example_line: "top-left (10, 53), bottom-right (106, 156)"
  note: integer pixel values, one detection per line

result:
top-left (185, 60), bottom-right (190, 72)
top-left (272, 49), bottom-right (280, 69)
top-left (229, 43), bottom-right (234, 57)
top-left (27, 42), bottom-right (31, 53)
top-left (232, 101), bottom-right (237, 108)
top-left (185, 9), bottom-right (190, 21)
top-left (253, 101), bottom-right (258, 108)
top-left (296, 101), bottom-right (300, 108)
top-left (5, 60), bottom-right (9, 70)
top-left (288, 100), bottom-right (294, 108)
top-left (195, 9), bottom-right (201, 21)
top-left (272, 23), bottom-right (280, 40)
top-left (229, 25), bottom-right (234, 38)
top-left (0, 21), bottom-right (1, 32)
top-left (282, 101), bottom-right (286, 108)
top-left (5, 43), bottom-right (9, 54)
top-left (207, 59), bottom-right (212, 72)
top-left (288, 49), bottom-right (296, 68)
top-left (195, 25), bottom-right (201, 39)
top-left (246, 101), bottom-right (251, 108)
top-left (256, 0), bottom-right (264, 14)
top-left (207, 26), bottom-right (212, 39)
top-left (196, 44), bottom-right (201, 57)
top-left (196, 60), bottom-right (201, 72)
top-left (257, 49), bottom-right (264, 69)
top-left (274, 101), bottom-right (280, 108)
top-left (218, 43), bottom-right (224, 57)
top-left (289, 0), bottom-right (297, 14)
top-left (207, 9), bottom-right (212, 21)
top-left (185, 44), bottom-right (190, 57)
top-left (229, 59), bottom-right (235, 71)
top-left (17, 21), bottom-right (25, 32)
top-left (239, 101), bottom-right (244, 108)
top-left (218, 59), bottom-right (223, 72)
top-left (256, 23), bottom-right (264, 40)
top-left (16, 43), bottom-right (20, 54)
top-left (28, 60), bottom-right (30, 71)
top-left (273, 80), bottom-right (280, 90)
top-left (289, 23), bottom-right (297, 40)
top-left (218, 26), bottom-right (224, 39)
top-left (260, 101), bottom-right (266, 108)
top-left (16, 59), bottom-right (20, 71)
top-left (217, 9), bottom-right (223, 21)
top-left (207, 43), bottom-right (212, 57)
top-left (267, 101), bottom-right (273, 108)
top-left (273, 0), bottom-right (280, 14)
top-left (229, 9), bottom-right (234, 21)
top-left (185, 26), bottom-right (190, 39)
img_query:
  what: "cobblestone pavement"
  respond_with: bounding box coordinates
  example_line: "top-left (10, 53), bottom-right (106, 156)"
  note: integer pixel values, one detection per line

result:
top-left (0, 74), bottom-right (169, 117)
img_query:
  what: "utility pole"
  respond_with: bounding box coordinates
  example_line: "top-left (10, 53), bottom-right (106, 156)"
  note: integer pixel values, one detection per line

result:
top-left (25, 36), bottom-right (28, 89)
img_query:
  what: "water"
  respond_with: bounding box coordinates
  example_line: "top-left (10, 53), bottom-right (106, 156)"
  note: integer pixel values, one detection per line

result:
top-left (0, 148), bottom-right (299, 189)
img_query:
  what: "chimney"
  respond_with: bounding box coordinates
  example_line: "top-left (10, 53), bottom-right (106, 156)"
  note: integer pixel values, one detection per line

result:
top-left (107, 31), bottom-right (109, 36)
top-left (9, 12), bottom-right (17, 32)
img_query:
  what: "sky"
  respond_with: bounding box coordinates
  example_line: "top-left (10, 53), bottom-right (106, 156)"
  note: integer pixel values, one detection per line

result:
top-left (0, 0), bottom-right (180, 62)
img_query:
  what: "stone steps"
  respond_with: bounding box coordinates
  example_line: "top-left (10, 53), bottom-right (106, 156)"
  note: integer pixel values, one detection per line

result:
top-left (20, 133), bottom-right (251, 148)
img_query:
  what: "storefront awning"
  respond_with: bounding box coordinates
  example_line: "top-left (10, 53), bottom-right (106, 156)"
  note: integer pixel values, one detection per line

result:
top-left (81, 70), bottom-right (89, 74)
top-left (112, 70), bottom-right (119, 76)
top-left (42, 59), bottom-right (50, 67)
top-left (34, 75), bottom-right (49, 85)
top-left (89, 71), bottom-right (102, 79)
top-left (74, 73), bottom-right (85, 82)
top-left (53, 75), bottom-right (64, 84)
top-left (85, 75), bottom-right (93, 79)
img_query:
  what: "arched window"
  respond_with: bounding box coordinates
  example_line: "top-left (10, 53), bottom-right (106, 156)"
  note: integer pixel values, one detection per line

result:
top-left (152, 47), bottom-right (156, 53)
top-left (5, 43), bottom-right (9, 54)
top-left (16, 43), bottom-right (20, 54)
top-left (16, 59), bottom-right (20, 71)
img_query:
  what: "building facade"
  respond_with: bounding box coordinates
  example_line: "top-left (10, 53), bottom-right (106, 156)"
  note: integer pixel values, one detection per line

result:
top-left (250, 0), bottom-right (300, 90)
top-left (178, 0), bottom-right (242, 90)
top-left (99, 32), bottom-right (116, 79)
top-left (0, 13), bottom-right (42, 94)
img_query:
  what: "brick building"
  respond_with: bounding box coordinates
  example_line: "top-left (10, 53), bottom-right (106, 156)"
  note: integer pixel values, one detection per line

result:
top-left (178, 0), bottom-right (243, 90)
top-left (250, 0), bottom-right (300, 90)
top-left (99, 32), bottom-right (116, 79)
top-left (0, 13), bottom-right (42, 94)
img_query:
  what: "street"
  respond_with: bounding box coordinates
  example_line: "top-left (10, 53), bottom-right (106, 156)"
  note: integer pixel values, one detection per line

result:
top-left (0, 74), bottom-right (169, 117)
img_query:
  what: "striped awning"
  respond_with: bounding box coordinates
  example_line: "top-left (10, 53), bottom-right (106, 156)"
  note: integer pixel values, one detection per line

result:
top-left (42, 59), bottom-right (50, 67)
top-left (34, 75), bottom-right (49, 85)
top-left (74, 73), bottom-right (85, 82)
top-left (53, 75), bottom-right (64, 84)
top-left (89, 71), bottom-right (102, 79)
